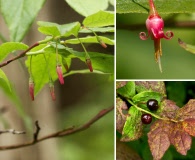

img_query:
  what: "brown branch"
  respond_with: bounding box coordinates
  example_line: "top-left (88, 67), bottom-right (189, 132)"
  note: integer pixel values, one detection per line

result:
top-left (0, 105), bottom-right (114, 151)
top-left (0, 42), bottom-right (39, 68)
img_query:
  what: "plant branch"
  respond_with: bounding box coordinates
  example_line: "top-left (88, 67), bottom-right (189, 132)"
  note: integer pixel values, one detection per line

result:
top-left (0, 42), bottom-right (39, 68)
top-left (0, 105), bottom-right (114, 151)
top-left (128, 100), bottom-right (178, 123)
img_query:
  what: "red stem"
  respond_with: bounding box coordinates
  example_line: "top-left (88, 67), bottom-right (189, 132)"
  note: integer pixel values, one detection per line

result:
top-left (0, 42), bottom-right (39, 68)
top-left (149, 0), bottom-right (158, 16)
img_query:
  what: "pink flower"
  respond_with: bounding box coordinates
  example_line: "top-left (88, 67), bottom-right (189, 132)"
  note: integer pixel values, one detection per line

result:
top-left (29, 78), bottom-right (34, 101)
top-left (97, 37), bottom-right (107, 48)
top-left (49, 82), bottom-right (56, 101)
top-left (86, 58), bottom-right (93, 72)
top-left (139, 0), bottom-right (173, 72)
top-left (56, 64), bottom-right (64, 84)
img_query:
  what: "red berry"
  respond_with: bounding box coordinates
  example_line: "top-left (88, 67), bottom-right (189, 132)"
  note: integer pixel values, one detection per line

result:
top-left (147, 99), bottom-right (159, 111)
top-left (141, 114), bottom-right (152, 124)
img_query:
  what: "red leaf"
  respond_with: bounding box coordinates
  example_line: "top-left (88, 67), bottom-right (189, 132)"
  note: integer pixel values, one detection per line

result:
top-left (148, 120), bottom-right (173, 160)
top-left (135, 81), bottom-right (166, 97)
top-left (169, 122), bottom-right (191, 155)
top-left (116, 97), bottom-right (128, 133)
top-left (160, 99), bottom-right (179, 119)
top-left (176, 99), bottom-right (195, 121)
top-left (182, 119), bottom-right (195, 136)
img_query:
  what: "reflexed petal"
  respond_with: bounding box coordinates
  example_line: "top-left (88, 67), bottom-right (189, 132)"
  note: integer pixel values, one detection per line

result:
top-left (163, 31), bottom-right (174, 40)
top-left (139, 32), bottom-right (150, 40)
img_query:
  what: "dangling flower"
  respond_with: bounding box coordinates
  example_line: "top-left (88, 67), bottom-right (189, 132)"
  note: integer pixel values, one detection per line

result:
top-left (139, 0), bottom-right (174, 72)
top-left (29, 78), bottom-right (34, 101)
top-left (56, 64), bottom-right (64, 84)
top-left (86, 58), bottom-right (93, 72)
top-left (49, 81), bottom-right (56, 101)
top-left (97, 37), bottom-right (107, 48)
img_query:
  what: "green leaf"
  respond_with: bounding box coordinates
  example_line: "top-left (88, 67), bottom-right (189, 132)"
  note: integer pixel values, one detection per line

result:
top-left (65, 0), bottom-right (109, 17)
top-left (79, 27), bottom-right (114, 33)
top-left (116, 81), bottom-right (135, 98)
top-left (83, 10), bottom-right (114, 27)
top-left (178, 38), bottom-right (195, 54)
top-left (26, 44), bottom-right (113, 95)
top-left (0, 42), bottom-right (28, 62)
top-left (116, 0), bottom-right (195, 14)
top-left (132, 91), bottom-right (162, 110)
top-left (37, 21), bottom-right (81, 37)
top-left (0, 69), bottom-right (12, 92)
top-left (135, 81), bottom-right (166, 98)
top-left (0, 69), bottom-right (32, 130)
top-left (121, 106), bottom-right (143, 141)
top-left (65, 36), bottom-right (114, 45)
top-left (0, 0), bottom-right (46, 41)
top-left (108, 0), bottom-right (114, 6)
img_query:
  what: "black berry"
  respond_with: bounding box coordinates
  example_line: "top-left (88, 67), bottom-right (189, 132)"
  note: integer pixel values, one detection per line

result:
top-left (141, 114), bottom-right (152, 124)
top-left (147, 99), bottom-right (159, 111)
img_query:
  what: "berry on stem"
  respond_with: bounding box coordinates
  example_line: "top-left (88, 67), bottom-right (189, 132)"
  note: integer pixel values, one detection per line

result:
top-left (147, 99), bottom-right (159, 111)
top-left (141, 113), bottom-right (152, 124)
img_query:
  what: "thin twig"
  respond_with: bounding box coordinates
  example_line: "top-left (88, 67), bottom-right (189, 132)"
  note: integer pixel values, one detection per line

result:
top-left (33, 121), bottom-right (41, 142)
top-left (0, 129), bottom-right (25, 135)
top-left (0, 106), bottom-right (114, 151)
top-left (0, 42), bottom-right (39, 68)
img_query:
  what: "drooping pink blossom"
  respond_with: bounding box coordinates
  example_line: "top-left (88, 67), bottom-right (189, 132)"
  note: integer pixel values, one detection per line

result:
top-left (29, 78), bottom-right (34, 101)
top-left (56, 64), bottom-right (64, 84)
top-left (49, 82), bottom-right (56, 101)
top-left (86, 58), bottom-right (93, 72)
top-left (139, 0), bottom-right (174, 72)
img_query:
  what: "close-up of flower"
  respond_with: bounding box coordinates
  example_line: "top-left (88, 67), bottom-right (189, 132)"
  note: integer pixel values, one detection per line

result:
top-left (139, 0), bottom-right (174, 72)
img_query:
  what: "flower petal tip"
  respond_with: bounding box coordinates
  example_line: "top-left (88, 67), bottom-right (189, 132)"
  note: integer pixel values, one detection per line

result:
top-left (86, 58), bottom-right (93, 72)
top-left (139, 32), bottom-right (149, 40)
top-left (29, 80), bottom-right (34, 101)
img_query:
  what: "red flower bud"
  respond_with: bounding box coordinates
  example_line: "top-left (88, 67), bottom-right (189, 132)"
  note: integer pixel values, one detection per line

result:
top-left (49, 83), bottom-right (56, 101)
top-left (29, 78), bottom-right (34, 101)
top-left (56, 64), bottom-right (64, 84)
top-left (86, 58), bottom-right (93, 72)
top-left (139, 0), bottom-right (174, 72)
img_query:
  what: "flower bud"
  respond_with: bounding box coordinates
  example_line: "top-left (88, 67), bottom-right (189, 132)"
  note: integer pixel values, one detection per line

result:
top-left (49, 82), bottom-right (56, 101)
top-left (29, 78), bottom-right (34, 101)
top-left (86, 58), bottom-right (93, 72)
top-left (97, 37), bottom-right (107, 48)
top-left (56, 64), bottom-right (64, 84)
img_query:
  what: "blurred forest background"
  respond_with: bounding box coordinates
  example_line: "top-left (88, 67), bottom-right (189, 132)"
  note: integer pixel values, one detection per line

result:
top-left (117, 81), bottom-right (195, 160)
top-left (0, 0), bottom-right (114, 159)
top-left (116, 13), bottom-right (195, 79)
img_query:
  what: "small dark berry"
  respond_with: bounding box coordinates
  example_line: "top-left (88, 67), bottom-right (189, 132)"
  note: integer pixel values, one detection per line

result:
top-left (147, 99), bottom-right (159, 111)
top-left (141, 114), bottom-right (152, 124)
